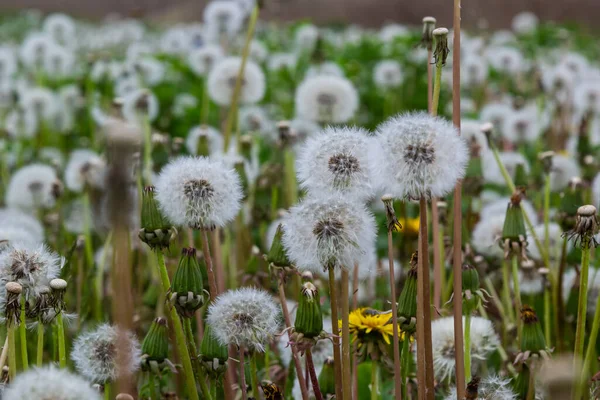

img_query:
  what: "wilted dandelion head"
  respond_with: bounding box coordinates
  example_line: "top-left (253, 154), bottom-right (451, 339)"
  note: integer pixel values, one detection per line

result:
top-left (64, 149), bottom-right (106, 193)
top-left (207, 287), bottom-right (280, 352)
top-left (282, 196), bottom-right (376, 272)
top-left (376, 112), bottom-right (468, 199)
top-left (373, 60), bottom-right (404, 89)
top-left (207, 56), bottom-right (265, 106)
top-left (445, 375), bottom-right (517, 400)
top-left (188, 45), bottom-right (224, 76)
top-left (0, 242), bottom-right (61, 293)
top-left (154, 156), bottom-right (242, 230)
top-left (295, 75), bottom-right (359, 124)
top-left (431, 316), bottom-right (500, 383)
top-left (3, 365), bottom-right (101, 400)
top-left (71, 323), bottom-right (141, 384)
top-left (186, 125), bottom-right (224, 156)
top-left (296, 126), bottom-right (378, 201)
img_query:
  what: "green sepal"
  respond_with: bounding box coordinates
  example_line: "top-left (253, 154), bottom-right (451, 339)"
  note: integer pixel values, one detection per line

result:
top-left (170, 248), bottom-right (208, 318)
top-left (502, 203), bottom-right (527, 242)
top-left (318, 358), bottom-right (336, 397)
top-left (397, 266), bottom-right (417, 333)
top-left (141, 317), bottom-right (170, 366)
top-left (294, 282), bottom-right (323, 338)
top-left (266, 224), bottom-right (293, 268)
top-left (199, 324), bottom-right (228, 378)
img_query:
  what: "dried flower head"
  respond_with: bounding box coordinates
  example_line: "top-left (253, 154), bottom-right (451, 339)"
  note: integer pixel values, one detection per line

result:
top-left (154, 156), bottom-right (243, 230)
top-left (3, 365), bottom-right (101, 400)
top-left (207, 56), bottom-right (265, 106)
top-left (377, 112), bottom-right (469, 199)
top-left (0, 242), bottom-right (61, 293)
top-left (71, 323), bottom-right (141, 383)
top-left (562, 204), bottom-right (598, 248)
top-left (6, 164), bottom-right (62, 212)
top-left (281, 196), bottom-right (376, 272)
top-left (206, 287), bottom-right (280, 352)
top-left (295, 74), bottom-right (359, 123)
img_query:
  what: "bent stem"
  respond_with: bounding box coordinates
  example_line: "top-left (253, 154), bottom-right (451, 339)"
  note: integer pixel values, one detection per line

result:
top-left (341, 269), bottom-right (352, 400)
top-left (387, 230), bottom-right (403, 399)
top-left (36, 322), bottom-right (44, 366)
top-left (306, 348), bottom-right (323, 400)
top-left (19, 294), bottom-right (28, 370)
top-left (328, 266), bottom-right (344, 400)
top-left (573, 240), bottom-right (591, 400)
top-left (155, 252), bottom-right (200, 400)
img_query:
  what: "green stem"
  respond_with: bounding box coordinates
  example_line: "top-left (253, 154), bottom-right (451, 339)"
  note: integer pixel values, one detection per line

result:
top-left (155, 252), bottom-right (200, 400)
top-left (95, 231), bottom-right (113, 322)
top-left (36, 322), bottom-right (44, 366)
top-left (401, 338), bottom-right (410, 400)
top-left (201, 77), bottom-right (210, 126)
top-left (544, 285), bottom-right (552, 348)
top-left (250, 352), bottom-right (260, 399)
top-left (328, 267), bottom-right (344, 400)
top-left (184, 319), bottom-right (212, 400)
top-left (223, 5), bottom-right (260, 150)
top-left (149, 372), bottom-right (158, 400)
top-left (283, 148), bottom-right (297, 208)
top-left (19, 294), bottom-right (28, 370)
top-left (464, 314), bottom-right (471, 383)
top-left (543, 174), bottom-right (550, 251)
top-left (8, 324), bottom-right (16, 380)
top-left (341, 270), bottom-right (351, 400)
top-left (501, 260), bottom-right (515, 323)
top-left (104, 382), bottom-right (111, 400)
top-left (582, 270), bottom-right (600, 395)
top-left (511, 256), bottom-right (523, 343)
top-left (573, 242), bottom-right (591, 400)
top-left (370, 361), bottom-right (379, 400)
top-left (431, 62), bottom-right (443, 116)
top-left (142, 116), bottom-right (153, 185)
top-left (57, 312), bottom-right (66, 368)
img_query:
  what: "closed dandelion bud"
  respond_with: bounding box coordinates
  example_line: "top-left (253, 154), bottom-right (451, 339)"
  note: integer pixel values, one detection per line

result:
top-left (318, 357), bottom-right (336, 397)
top-left (559, 177), bottom-right (584, 231)
top-left (139, 186), bottom-right (177, 250)
top-left (462, 264), bottom-right (481, 314)
top-left (141, 317), bottom-right (169, 371)
top-left (515, 305), bottom-right (550, 365)
top-left (266, 224), bottom-right (293, 268)
top-left (513, 163), bottom-right (528, 188)
top-left (169, 248), bottom-right (209, 318)
top-left (501, 193), bottom-right (528, 259)
top-left (294, 282), bottom-right (323, 339)
top-left (421, 16), bottom-right (436, 50)
top-left (199, 324), bottom-right (228, 378)
top-left (397, 254), bottom-right (418, 333)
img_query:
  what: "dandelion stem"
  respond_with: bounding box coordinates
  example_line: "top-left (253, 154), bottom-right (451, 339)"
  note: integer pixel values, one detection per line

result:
top-left (582, 269), bottom-right (600, 394)
top-left (239, 347), bottom-right (248, 400)
top-left (19, 293), bottom-right (28, 370)
top-left (328, 266), bottom-right (344, 400)
top-left (36, 322), bottom-right (44, 366)
top-left (95, 231), bottom-right (113, 322)
top-left (7, 324), bottom-right (16, 380)
top-left (249, 352), bottom-right (260, 399)
top-left (183, 319), bottom-right (213, 400)
top-left (277, 274), bottom-right (310, 400)
top-left (386, 230), bottom-right (403, 399)
top-left (155, 252), bottom-right (200, 400)
top-left (370, 360), bottom-right (379, 400)
top-left (0, 337), bottom-right (8, 372)
top-left (201, 77), bottom-right (210, 126)
top-left (223, 5), bottom-right (259, 150)
top-left (501, 260), bottom-right (516, 323)
top-left (464, 314), bottom-right (471, 381)
top-left (401, 337), bottom-right (410, 399)
top-left (573, 239), bottom-right (591, 400)
top-left (56, 312), bottom-right (66, 368)
top-left (142, 116), bottom-right (153, 185)
top-left (341, 269), bottom-right (352, 400)
top-left (556, 236), bottom-right (568, 352)
top-left (283, 148), bottom-right (298, 208)
top-left (104, 383), bottom-right (110, 400)
top-left (543, 283), bottom-right (552, 347)
top-left (306, 348), bottom-right (323, 400)
top-left (148, 372), bottom-right (158, 400)
top-left (526, 366), bottom-right (536, 400)
top-left (200, 229), bottom-right (219, 298)
top-left (511, 256), bottom-right (523, 343)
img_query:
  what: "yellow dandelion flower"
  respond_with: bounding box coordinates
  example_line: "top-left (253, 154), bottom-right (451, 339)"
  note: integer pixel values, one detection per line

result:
top-left (398, 217), bottom-right (420, 236)
top-left (342, 308), bottom-right (406, 347)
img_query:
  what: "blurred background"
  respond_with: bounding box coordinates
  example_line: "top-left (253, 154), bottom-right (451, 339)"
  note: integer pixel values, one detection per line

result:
top-left (0, 0), bottom-right (599, 29)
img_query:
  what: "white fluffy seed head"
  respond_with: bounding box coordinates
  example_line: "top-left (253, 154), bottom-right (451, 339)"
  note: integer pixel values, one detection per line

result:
top-left (3, 365), bottom-right (101, 400)
top-left (71, 323), bottom-right (141, 384)
top-left (480, 102), bottom-right (513, 135)
top-left (512, 11), bottom-right (539, 35)
top-left (0, 242), bottom-right (62, 292)
top-left (207, 56), bottom-right (265, 106)
top-left (238, 106), bottom-right (276, 140)
top-left (154, 156), bottom-right (243, 229)
top-left (461, 55), bottom-right (489, 87)
top-left (486, 46), bottom-right (525, 75)
top-left (471, 214), bottom-right (505, 259)
top-left (461, 119), bottom-right (489, 154)
top-left (376, 112), bottom-right (469, 199)
top-left (121, 89), bottom-right (159, 124)
top-left (20, 87), bottom-right (57, 122)
top-left (188, 45), bottom-right (224, 76)
top-left (282, 196), bottom-right (377, 273)
top-left (186, 125), bottom-right (224, 156)
top-left (268, 52), bottom-right (298, 72)
top-left (64, 149), bottom-right (106, 192)
top-left (549, 154), bottom-right (581, 192)
top-left (0, 208), bottom-right (44, 243)
top-left (431, 316), bottom-right (499, 383)
top-left (203, 0), bottom-right (244, 40)
top-left (573, 80), bottom-right (600, 116)
top-left (305, 62), bottom-right (345, 79)
top-left (481, 151), bottom-right (529, 187)
top-left (445, 375), bottom-right (517, 400)
top-left (295, 24), bottom-right (319, 51)
top-left (6, 164), bottom-right (62, 212)
top-left (373, 60), bottom-right (404, 89)
top-left (295, 126), bottom-right (379, 201)
top-left (295, 75), bottom-right (359, 124)
top-left (207, 287), bottom-right (281, 352)
top-left (20, 32), bottom-right (55, 69)
top-left (4, 108), bottom-right (38, 139)
top-left (503, 106), bottom-right (541, 144)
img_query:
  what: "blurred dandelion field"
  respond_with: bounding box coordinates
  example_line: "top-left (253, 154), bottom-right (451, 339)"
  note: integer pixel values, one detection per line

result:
top-left (0, 2), bottom-right (599, 400)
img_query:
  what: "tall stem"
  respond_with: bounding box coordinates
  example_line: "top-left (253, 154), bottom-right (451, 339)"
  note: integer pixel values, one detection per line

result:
top-left (283, 148), bottom-right (298, 208)
top-left (56, 312), bottom-right (66, 368)
top-left (277, 275), bottom-right (310, 400)
top-left (155, 252), bottom-right (200, 400)
top-left (341, 270), bottom-right (352, 400)
top-left (239, 347), bottom-right (248, 400)
top-left (142, 116), bottom-right (153, 185)
top-left (573, 241), bottom-right (591, 400)
top-left (370, 361), bottom-right (379, 400)
top-left (582, 270), bottom-right (600, 394)
top-left (249, 353), bottom-right (259, 399)
top-left (401, 338), bottom-right (410, 399)
top-left (8, 324), bottom-right (16, 380)
top-left (200, 229), bottom-right (219, 298)
top-left (387, 230), bottom-right (403, 399)
top-left (501, 260), bottom-right (516, 323)
top-left (306, 349), bottom-right (323, 400)
top-left (19, 294), bottom-right (28, 370)
top-left (464, 314), bottom-right (471, 381)
top-left (36, 322), bottom-right (44, 366)
top-left (511, 256), bottom-right (523, 343)
top-left (328, 267), bottom-right (344, 400)
top-left (544, 284), bottom-right (552, 347)
top-left (183, 319), bottom-right (213, 400)
top-left (222, 5), bottom-right (259, 150)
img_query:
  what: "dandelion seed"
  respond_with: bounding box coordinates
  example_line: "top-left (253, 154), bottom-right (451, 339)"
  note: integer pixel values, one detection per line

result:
top-left (295, 74), bottom-right (358, 123)
top-left (207, 56), bottom-right (265, 106)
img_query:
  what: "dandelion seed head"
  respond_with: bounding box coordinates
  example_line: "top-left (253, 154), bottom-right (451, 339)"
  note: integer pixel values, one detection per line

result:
top-left (379, 24), bottom-right (410, 43)
top-left (0, 209), bottom-right (44, 243)
top-left (0, 242), bottom-right (61, 292)
top-left (207, 287), bottom-right (280, 352)
top-left (512, 11), bottom-right (539, 35)
top-left (373, 60), bottom-right (403, 89)
top-left (4, 107), bottom-right (38, 139)
top-left (0, 46), bottom-right (18, 79)
top-left (71, 324), bottom-right (141, 384)
top-left (268, 52), bottom-right (297, 72)
top-left (480, 102), bottom-right (512, 135)
top-left (6, 164), bottom-right (61, 212)
top-left (295, 75), bottom-right (358, 124)
top-left (3, 365), bottom-right (101, 400)
top-left (305, 62), bottom-right (345, 78)
top-left (64, 149), bottom-right (106, 193)
top-left (461, 119), bottom-right (489, 154)
top-left (154, 156), bottom-right (242, 229)
top-left (20, 87), bottom-right (57, 122)
top-left (377, 112), bottom-right (469, 199)
top-left (503, 106), bottom-right (541, 144)
top-left (295, 24), bottom-right (319, 51)
top-left (471, 214), bottom-right (506, 259)
top-left (43, 43), bottom-right (75, 78)
top-left (188, 45), bottom-right (224, 76)
top-left (445, 374), bottom-right (517, 400)
top-left (486, 46), bottom-right (525, 75)
top-left (529, 223), bottom-right (570, 261)
top-left (20, 32), bottom-right (54, 69)
top-left (239, 106), bottom-right (276, 140)
top-left (186, 125), bottom-right (224, 156)
top-left (121, 89), bottom-right (159, 124)
top-left (207, 56), bottom-right (265, 106)
top-left (203, 0), bottom-right (244, 40)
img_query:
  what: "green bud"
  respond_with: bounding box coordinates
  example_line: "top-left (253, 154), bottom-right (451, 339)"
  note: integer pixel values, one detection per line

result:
top-left (294, 282), bottom-right (323, 338)
top-left (502, 195), bottom-right (527, 242)
top-left (520, 305), bottom-right (547, 354)
top-left (318, 357), bottom-right (336, 397)
top-left (199, 324), bottom-right (228, 378)
top-left (397, 253), bottom-right (418, 334)
top-left (462, 264), bottom-right (481, 315)
top-left (139, 186), bottom-right (177, 250)
top-left (266, 224), bottom-right (293, 268)
top-left (169, 248), bottom-right (208, 318)
top-left (513, 163), bottom-right (528, 188)
top-left (141, 317), bottom-right (169, 370)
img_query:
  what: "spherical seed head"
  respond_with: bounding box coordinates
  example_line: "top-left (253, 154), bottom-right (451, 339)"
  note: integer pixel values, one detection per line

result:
top-left (5, 281), bottom-right (22, 294)
top-left (301, 271), bottom-right (314, 281)
top-left (578, 205), bottom-right (597, 217)
top-left (0, 242), bottom-right (62, 292)
top-left (207, 56), bottom-right (265, 106)
top-left (433, 27), bottom-right (448, 36)
top-left (64, 149), bottom-right (106, 193)
top-left (295, 74), bottom-right (359, 124)
top-left (49, 278), bottom-right (67, 291)
top-left (6, 164), bottom-right (61, 212)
